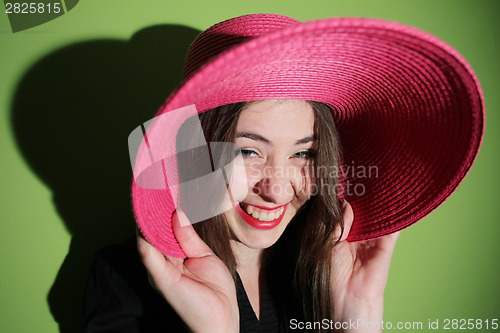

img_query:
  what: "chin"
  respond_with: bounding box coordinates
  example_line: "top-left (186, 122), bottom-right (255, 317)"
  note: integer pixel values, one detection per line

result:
top-left (232, 236), bottom-right (281, 250)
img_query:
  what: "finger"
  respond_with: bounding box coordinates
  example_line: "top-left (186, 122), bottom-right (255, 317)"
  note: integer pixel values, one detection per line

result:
top-left (136, 230), bottom-right (182, 288)
top-left (376, 230), bottom-right (400, 255)
top-left (341, 201), bottom-right (354, 241)
top-left (136, 230), bottom-right (178, 272)
top-left (333, 200), bottom-right (355, 241)
top-left (173, 210), bottom-right (214, 258)
top-left (136, 232), bottom-right (161, 284)
top-left (359, 231), bottom-right (401, 280)
top-left (137, 233), bottom-right (198, 308)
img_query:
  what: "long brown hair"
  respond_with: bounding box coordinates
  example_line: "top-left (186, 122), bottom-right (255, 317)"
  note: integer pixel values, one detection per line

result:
top-left (181, 100), bottom-right (344, 331)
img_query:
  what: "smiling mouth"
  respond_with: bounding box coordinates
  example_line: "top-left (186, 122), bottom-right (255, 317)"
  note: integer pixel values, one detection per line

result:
top-left (235, 203), bottom-right (288, 230)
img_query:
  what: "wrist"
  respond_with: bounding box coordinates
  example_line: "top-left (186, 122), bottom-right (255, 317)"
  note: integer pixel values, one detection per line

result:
top-left (334, 297), bottom-right (384, 333)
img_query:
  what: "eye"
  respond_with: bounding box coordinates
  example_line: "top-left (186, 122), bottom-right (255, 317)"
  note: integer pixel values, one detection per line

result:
top-left (292, 149), bottom-right (316, 159)
top-left (235, 148), bottom-right (259, 158)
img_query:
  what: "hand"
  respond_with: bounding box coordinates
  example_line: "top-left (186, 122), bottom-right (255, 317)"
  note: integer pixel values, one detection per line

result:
top-left (330, 201), bottom-right (400, 332)
top-left (137, 211), bottom-right (239, 333)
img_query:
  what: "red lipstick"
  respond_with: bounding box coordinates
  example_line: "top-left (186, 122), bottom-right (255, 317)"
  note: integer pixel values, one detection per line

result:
top-left (235, 203), bottom-right (288, 230)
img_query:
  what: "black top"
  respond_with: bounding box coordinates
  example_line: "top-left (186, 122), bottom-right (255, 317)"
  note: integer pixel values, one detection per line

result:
top-left (83, 238), bottom-right (291, 332)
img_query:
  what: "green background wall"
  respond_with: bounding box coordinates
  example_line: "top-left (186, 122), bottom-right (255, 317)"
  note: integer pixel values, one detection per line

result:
top-left (1, 0), bottom-right (498, 332)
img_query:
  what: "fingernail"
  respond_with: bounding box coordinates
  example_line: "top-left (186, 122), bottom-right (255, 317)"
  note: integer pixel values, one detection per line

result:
top-left (176, 210), bottom-right (191, 227)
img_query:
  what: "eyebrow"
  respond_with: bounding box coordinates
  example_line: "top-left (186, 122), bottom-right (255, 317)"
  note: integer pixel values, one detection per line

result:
top-left (236, 132), bottom-right (317, 145)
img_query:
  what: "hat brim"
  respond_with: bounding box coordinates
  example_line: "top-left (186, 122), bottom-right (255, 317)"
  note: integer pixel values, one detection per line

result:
top-left (132, 17), bottom-right (484, 258)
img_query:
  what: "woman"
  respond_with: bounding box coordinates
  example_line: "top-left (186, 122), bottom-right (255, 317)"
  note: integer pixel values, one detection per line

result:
top-left (85, 14), bottom-right (483, 333)
top-left (138, 98), bottom-right (399, 332)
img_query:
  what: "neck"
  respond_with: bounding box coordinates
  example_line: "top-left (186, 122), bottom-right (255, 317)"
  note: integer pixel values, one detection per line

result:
top-left (230, 239), bottom-right (263, 271)
top-left (231, 240), bottom-right (264, 320)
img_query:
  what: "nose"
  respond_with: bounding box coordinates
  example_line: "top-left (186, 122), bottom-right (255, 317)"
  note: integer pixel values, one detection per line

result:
top-left (252, 160), bottom-right (296, 205)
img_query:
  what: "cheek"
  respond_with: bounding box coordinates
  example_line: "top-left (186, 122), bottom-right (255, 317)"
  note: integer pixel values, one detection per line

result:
top-left (241, 161), bottom-right (266, 188)
top-left (227, 154), bottom-right (249, 202)
top-left (290, 165), bottom-right (315, 200)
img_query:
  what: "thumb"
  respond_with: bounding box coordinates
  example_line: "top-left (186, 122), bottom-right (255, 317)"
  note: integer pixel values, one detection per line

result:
top-left (341, 200), bottom-right (354, 241)
top-left (173, 210), bottom-right (214, 258)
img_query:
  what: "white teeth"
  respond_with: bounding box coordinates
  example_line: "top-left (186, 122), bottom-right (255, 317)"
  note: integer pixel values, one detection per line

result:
top-left (244, 204), bottom-right (285, 222)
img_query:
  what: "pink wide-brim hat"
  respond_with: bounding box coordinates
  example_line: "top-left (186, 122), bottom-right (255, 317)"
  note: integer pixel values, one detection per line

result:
top-left (131, 14), bottom-right (484, 258)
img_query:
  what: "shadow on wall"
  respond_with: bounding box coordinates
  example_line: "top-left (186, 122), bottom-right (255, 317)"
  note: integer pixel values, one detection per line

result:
top-left (10, 24), bottom-right (200, 333)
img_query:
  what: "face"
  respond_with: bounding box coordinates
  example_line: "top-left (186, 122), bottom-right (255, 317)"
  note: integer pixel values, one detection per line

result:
top-left (225, 99), bottom-right (316, 250)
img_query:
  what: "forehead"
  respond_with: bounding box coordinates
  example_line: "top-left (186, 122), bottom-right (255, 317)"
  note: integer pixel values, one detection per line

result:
top-left (236, 100), bottom-right (315, 136)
